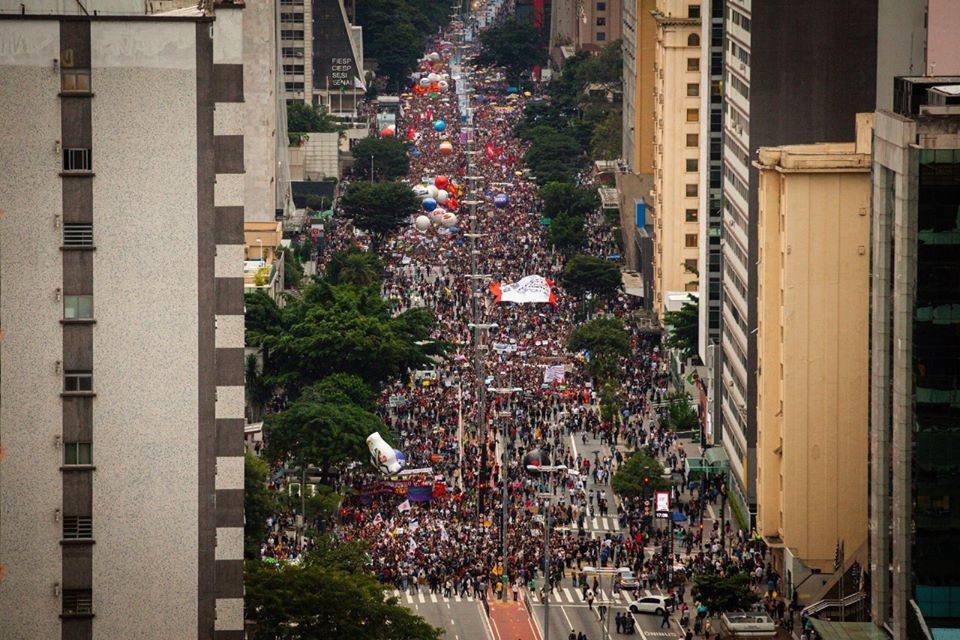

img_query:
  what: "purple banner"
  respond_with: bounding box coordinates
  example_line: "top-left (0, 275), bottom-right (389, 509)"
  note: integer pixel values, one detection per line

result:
top-left (408, 485), bottom-right (435, 503)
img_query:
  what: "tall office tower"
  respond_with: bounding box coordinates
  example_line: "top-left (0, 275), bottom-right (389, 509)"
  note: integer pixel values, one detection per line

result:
top-left (621, 0), bottom-right (656, 176)
top-left (696, 0), bottom-right (722, 355)
top-left (870, 76), bottom-right (960, 640)
top-left (717, 0), bottom-right (877, 519)
top-left (0, 4), bottom-right (247, 638)
top-left (650, 0), bottom-right (702, 317)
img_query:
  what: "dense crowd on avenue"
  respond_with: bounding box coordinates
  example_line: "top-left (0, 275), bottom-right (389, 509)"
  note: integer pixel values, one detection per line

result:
top-left (255, 13), bottom-right (797, 639)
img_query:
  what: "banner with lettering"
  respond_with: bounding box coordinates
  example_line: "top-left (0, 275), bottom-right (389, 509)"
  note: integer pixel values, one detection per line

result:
top-left (490, 275), bottom-right (556, 305)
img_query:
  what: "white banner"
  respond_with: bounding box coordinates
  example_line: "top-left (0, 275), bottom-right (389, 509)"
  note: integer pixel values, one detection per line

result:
top-left (543, 364), bottom-right (566, 384)
top-left (490, 275), bottom-right (556, 305)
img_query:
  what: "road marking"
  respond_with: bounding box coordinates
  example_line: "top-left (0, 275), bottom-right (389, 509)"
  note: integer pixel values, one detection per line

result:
top-left (431, 593), bottom-right (438, 603)
top-left (560, 604), bottom-right (576, 632)
top-left (563, 587), bottom-right (574, 602)
top-left (571, 433), bottom-right (580, 460)
top-left (707, 503), bottom-right (717, 521)
top-left (454, 593), bottom-right (462, 602)
top-left (644, 589), bottom-right (652, 597)
top-left (418, 592), bottom-right (426, 603)
top-left (451, 619), bottom-right (456, 625)
top-left (633, 613), bottom-right (650, 640)
top-left (483, 602), bottom-right (500, 640)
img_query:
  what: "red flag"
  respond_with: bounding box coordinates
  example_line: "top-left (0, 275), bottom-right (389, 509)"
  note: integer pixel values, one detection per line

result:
top-left (407, 126), bottom-right (416, 140)
top-left (485, 143), bottom-right (496, 160)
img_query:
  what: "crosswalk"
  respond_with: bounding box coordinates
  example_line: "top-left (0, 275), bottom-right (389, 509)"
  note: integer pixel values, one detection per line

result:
top-left (582, 516), bottom-right (621, 531)
top-left (528, 587), bottom-right (660, 605)
top-left (390, 589), bottom-right (483, 605)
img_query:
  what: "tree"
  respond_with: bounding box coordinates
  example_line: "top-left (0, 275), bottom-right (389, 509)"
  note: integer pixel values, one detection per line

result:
top-left (246, 354), bottom-right (273, 422)
top-left (245, 538), bottom-right (444, 640)
top-left (562, 254), bottom-right (622, 302)
top-left (692, 573), bottom-right (759, 613)
top-left (590, 110), bottom-right (622, 161)
top-left (279, 246), bottom-right (305, 290)
top-left (548, 211), bottom-right (585, 253)
top-left (539, 182), bottom-right (599, 219)
top-left (338, 181), bottom-right (419, 250)
top-left (372, 22), bottom-right (424, 90)
top-left (287, 102), bottom-right (339, 142)
top-left (524, 131), bottom-right (583, 184)
top-left (664, 295), bottom-right (699, 361)
top-left (611, 448), bottom-right (671, 500)
top-left (351, 137), bottom-right (410, 182)
top-left (245, 452), bottom-right (277, 559)
top-left (567, 316), bottom-right (630, 381)
top-left (665, 391), bottom-right (699, 432)
top-left (265, 374), bottom-right (386, 474)
top-left (326, 246), bottom-right (384, 288)
top-left (245, 290), bottom-right (283, 347)
top-left (476, 20), bottom-right (547, 84)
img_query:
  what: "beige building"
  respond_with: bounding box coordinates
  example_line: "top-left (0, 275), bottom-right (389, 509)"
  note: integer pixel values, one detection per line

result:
top-left (754, 115), bottom-right (873, 593)
top-left (621, 0), bottom-right (657, 175)
top-left (651, 1), bottom-right (701, 317)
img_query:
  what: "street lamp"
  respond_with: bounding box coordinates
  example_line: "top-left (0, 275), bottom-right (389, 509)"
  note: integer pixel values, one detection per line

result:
top-left (582, 566), bottom-right (621, 640)
top-left (489, 385), bottom-right (523, 601)
top-left (525, 451), bottom-right (568, 640)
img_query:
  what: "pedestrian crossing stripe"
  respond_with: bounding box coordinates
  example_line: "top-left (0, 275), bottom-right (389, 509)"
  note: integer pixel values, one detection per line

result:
top-left (393, 590), bottom-right (477, 604)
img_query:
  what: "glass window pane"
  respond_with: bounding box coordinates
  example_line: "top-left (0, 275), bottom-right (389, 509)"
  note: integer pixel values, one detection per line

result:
top-left (78, 295), bottom-right (93, 318)
top-left (65, 445), bottom-right (78, 465)
top-left (79, 443), bottom-right (92, 464)
top-left (64, 296), bottom-right (77, 319)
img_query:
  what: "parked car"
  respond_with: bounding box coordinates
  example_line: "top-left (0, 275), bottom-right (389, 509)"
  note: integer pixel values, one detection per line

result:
top-left (616, 568), bottom-right (641, 592)
top-left (628, 595), bottom-right (670, 615)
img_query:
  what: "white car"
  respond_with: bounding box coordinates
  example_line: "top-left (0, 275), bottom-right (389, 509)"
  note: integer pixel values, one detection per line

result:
top-left (628, 595), bottom-right (670, 615)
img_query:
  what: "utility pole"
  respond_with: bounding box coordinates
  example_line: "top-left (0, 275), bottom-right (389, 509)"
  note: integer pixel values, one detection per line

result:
top-left (491, 386), bottom-right (522, 600)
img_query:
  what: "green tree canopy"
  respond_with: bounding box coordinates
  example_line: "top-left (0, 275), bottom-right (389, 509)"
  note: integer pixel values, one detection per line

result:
top-left (663, 295), bottom-right (699, 361)
top-left (326, 246), bottom-right (384, 288)
top-left (245, 537), bottom-right (444, 640)
top-left (338, 181), bottom-right (419, 250)
top-left (692, 573), bottom-right (759, 613)
top-left (611, 448), bottom-right (671, 499)
top-left (256, 280), bottom-right (440, 396)
top-left (264, 374), bottom-right (386, 472)
top-left (245, 290), bottom-right (284, 347)
top-left (665, 391), bottom-right (699, 432)
top-left (539, 181), bottom-right (599, 219)
top-left (590, 110), bottom-right (622, 161)
top-left (287, 102), bottom-right (339, 140)
top-left (562, 254), bottom-right (622, 301)
top-left (374, 23), bottom-right (425, 90)
top-left (567, 316), bottom-right (630, 381)
top-left (351, 136), bottom-right (411, 182)
top-left (475, 19), bottom-right (547, 84)
top-left (278, 245), bottom-right (305, 290)
top-left (548, 211), bottom-right (585, 253)
top-left (524, 130), bottom-right (583, 184)
top-left (245, 452), bottom-right (277, 559)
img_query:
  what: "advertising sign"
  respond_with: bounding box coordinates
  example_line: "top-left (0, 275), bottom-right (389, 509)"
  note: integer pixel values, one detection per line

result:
top-left (654, 491), bottom-right (670, 519)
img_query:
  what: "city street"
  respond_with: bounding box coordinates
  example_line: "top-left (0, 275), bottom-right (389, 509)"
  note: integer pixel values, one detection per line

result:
top-left (391, 590), bottom-right (493, 640)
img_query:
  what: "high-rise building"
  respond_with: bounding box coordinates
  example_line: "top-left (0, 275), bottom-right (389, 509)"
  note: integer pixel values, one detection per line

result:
top-left (621, 0), bottom-right (656, 175)
top-left (650, 0), bottom-right (702, 317)
top-left (869, 76), bottom-right (960, 640)
top-left (717, 0), bottom-right (877, 519)
top-left (0, 3), bottom-right (250, 637)
top-left (754, 115), bottom-right (873, 599)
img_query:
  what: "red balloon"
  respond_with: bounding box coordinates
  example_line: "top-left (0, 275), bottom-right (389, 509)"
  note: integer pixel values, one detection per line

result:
top-left (434, 176), bottom-right (449, 189)
top-left (447, 198), bottom-right (459, 209)
top-left (381, 127), bottom-right (395, 138)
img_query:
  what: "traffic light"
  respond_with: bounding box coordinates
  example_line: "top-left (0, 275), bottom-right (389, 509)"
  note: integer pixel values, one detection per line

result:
top-left (643, 476), bottom-right (650, 485)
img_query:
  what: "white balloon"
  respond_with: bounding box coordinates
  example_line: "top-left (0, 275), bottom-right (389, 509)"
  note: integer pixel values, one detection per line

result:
top-left (429, 206), bottom-right (446, 223)
top-left (436, 189), bottom-right (449, 204)
top-left (413, 185), bottom-right (430, 199)
top-left (367, 432), bottom-right (402, 474)
top-left (438, 80), bottom-right (449, 91)
top-left (428, 73), bottom-right (441, 82)
top-left (426, 185), bottom-right (439, 198)
top-left (441, 212), bottom-right (458, 228)
top-left (429, 52), bottom-right (441, 61)
top-left (415, 215), bottom-right (431, 231)
top-left (419, 77), bottom-right (431, 87)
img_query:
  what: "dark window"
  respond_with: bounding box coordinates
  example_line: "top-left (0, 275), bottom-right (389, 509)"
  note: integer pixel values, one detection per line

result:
top-left (688, 33), bottom-right (700, 47)
top-left (596, 31), bottom-right (606, 41)
top-left (64, 442), bottom-right (93, 465)
top-left (686, 108), bottom-right (699, 122)
top-left (686, 159), bottom-right (699, 172)
top-left (280, 12), bottom-right (304, 22)
top-left (280, 30), bottom-right (304, 40)
top-left (687, 83), bottom-right (699, 96)
top-left (285, 82), bottom-right (305, 92)
top-left (596, 2), bottom-right (606, 9)
top-left (63, 148), bottom-right (91, 172)
top-left (282, 47), bottom-right (305, 58)
top-left (686, 209), bottom-right (699, 222)
top-left (64, 370), bottom-right (93, 392)
top-left (63, 223), bottom-right (93, 247)
top-left (64, 295), bottom-right (93, 320)
top-left (685, 234), bottom-right (698, 248)
top-left (688, 4), bottom-right (700, 18)
top-left (283, 64), bottom-right (305, 75)
top-left (685, 259), bottom-right (698, 272)
top-left (63, 515), bottom-right (93, 539)
top-left (686, 184), bottom-right (699, 197)
top-left (596, 17), bottom-right (606, 25)
top-left (686, 134), bottom-right (699, 147)
top-left (687, 58), bottom-right (700, 72)
top-left (63, 590), bottom-right (93, 615)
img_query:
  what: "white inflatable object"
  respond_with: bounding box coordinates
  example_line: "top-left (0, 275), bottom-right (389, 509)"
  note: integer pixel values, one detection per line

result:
top-left (367, 432), bottom-right (402, 474)
top-left (441, 212), bottom-right (458, 228)
top-left (426, 185), bottom-right (439, 199)
top-left (415, 215), bottom-right (431, 231)
top-left (436, 189), bottom-right (449, 204)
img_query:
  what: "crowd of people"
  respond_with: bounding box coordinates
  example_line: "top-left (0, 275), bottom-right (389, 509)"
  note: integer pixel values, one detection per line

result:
top-left (252, 11), bottom-right (800, 640)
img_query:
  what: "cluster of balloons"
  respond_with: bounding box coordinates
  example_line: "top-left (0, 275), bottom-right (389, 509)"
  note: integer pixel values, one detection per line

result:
top-left (414, 176), bottom-right (460, 232)
top-left (413, 70), bottom-right (450, 97)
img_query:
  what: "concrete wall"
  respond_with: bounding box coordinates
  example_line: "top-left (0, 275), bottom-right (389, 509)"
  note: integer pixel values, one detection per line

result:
top-left (927, 0), bottom-right (960, 76)
top-left (876, 0), bottom-right (927, 109)
top-left (0, 18), bottom-right (68, 640)
top-left (755, 142), bottom-right (871, 575)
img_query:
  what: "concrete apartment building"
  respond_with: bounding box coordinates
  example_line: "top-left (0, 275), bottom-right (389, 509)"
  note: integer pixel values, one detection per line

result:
top-left (0, 2), bottom-right (251, 637)
top-left (650, 0), bottom-right (702, 317)
top-left (753, 116), bottom-right (873, 600)
top-left (621, 0), bottom-right (656, 176)
top-left (716, 0), bottom-right (877, 519)
top-left (870, 76), bottom-right (960, 640)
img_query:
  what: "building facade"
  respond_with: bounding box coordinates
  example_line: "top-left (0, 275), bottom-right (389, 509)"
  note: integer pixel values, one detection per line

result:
top-left (651, 0), bottom-right (702, 318)
top-left (621, 0), bottom-right (656, 175)
top-left (717, 0), bottom-right (877, 518)
top-left (0, 6), bottom-right (246, 638)
top-left (754, 117), bottom-right (872, 599)
top-left (870, 77), bottom-right (960, 640)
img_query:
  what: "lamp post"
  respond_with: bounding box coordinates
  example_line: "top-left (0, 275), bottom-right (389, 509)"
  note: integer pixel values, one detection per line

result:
top-left (490, 385), bottom-right (522, 601)
top-left (525, 455), bottom-right (568, 640)
top-left (583, 566), bottom-right (620, 640)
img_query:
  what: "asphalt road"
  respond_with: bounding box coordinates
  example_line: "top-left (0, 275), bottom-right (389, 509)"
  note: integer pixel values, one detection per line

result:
top-left (391, 589), bottom-right (493, 640)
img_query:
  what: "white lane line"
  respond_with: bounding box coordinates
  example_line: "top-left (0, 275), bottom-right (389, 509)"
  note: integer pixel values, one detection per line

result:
top-left (571, 433), bottom-right (580, 460)
top-left (482, 601), bottom-right (500, 640)
top-left (634, 613), bottom-right (650, 640)
top-left (560, 605), bottom-right (576, 633)
top-left (406, 593), bottom-right (415, 603)
top-left (644, 589), bottom-right (653, 597)
top-left (454, 593), bottom-right (462, 602)
top-left (418, 592), bottom-right (426, 603)
top-left (563, 587), bottom-right (574, 602)
top-left (431, 593), bottom-right (438, 603)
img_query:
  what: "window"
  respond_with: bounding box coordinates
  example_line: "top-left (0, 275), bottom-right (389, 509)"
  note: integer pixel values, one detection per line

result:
top-left (283, 64), bottom-right (305, 75)
top-left (63, 223), bottom-right (93, 247)
top-left (280, 29), bottom-right (304, 40)
top-left (280, 11), bottom-right (304, 22)
top-left (687, 58), bottom-right (700, 72)
top-left (686, 133), bottom-right (699, 147)
top-left (686, 159), bottom-right (699, 172)
top-left (688, 33), bottom-right (700, 47)
top-left (64, 295), bottom-right (93, 320)
top-left (685, 234), bottom-right (699, 248)
top-left (686, 184), bottom-right (699, 197)
top-left (61, 69), bottom-right (90, 92)
top-left (686, 209), bottom-right (699, 222)
top-left (63, 589), bottom-right (93, 616)
top-left (285, 82), bottom-right (305, 92)
top-left (685, 259), bottom-right (698, 274)
top-left (63, 515), bottom-right (93, 539)
top-left (687, 83), bottom-right (699, 97)
top-left (596, 17), bottom-right (606, 25)
top-left (282, 47), bottom-right (305, 58)
top-left (686, 108), bottom-right (699, 122)
top-left (64, 442), bottom-right (93, 465)
top-left (596, 31), bottom-right (606, 41)
top-left (64, 370), bottom-right (93, 393)
top-left (63, 148), bottom-right (91, 172)
top-left (596, 1), bottom-right (606, 9)
top-left (687, 4), bottom-right (700, 18)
